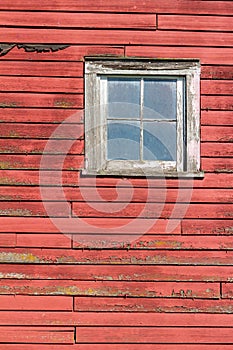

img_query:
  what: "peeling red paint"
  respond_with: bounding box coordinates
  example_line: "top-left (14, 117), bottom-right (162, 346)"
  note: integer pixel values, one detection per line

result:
top-left (0, 0), bottom-right (233, 347)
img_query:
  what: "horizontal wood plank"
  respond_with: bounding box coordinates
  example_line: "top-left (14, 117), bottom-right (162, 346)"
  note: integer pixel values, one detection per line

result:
top-left (0, 248), bottom-right (232, 265)
top-left (201, 126), bottom-right (233, 142)
top-left (0, 93), bottom-right (83, 108)
top-left (0, 109), bottom-right (83, 123)
top-left (201, 111), bottom-right (233, 126)
top-left (72, 234), bottom-right (233, 250)
top-left (0, 295), bottom-right (72, 310)
top-left (201, 66), bottom-right (233, 80)
top-left (0, 264), bottom-right (232, 282)
top-left (202, 96), bottom-right (233, 110)
top-left (0, 28), bottom-right (232, 47)
top-left (0, 12), bottom-right (156, 29)
top-left (158, 15), bottom-right (233, 31)
top-left (0, 201), bottom-right (69, 217)
top-left (0, 77), bottom-right (83, 93)
top-left (0, 0), bottom-right (232, 15)
top-left (74, 296), bottom-right (233, 313)
top-left (0, 217), bottom-right (181, 234)
top-left (201, 80), bottom-right (233, 95)
top-left (0, 61), bottom-right (84, 77)
top-left (72, 202), bottom-right (233, 219)
top-left (202, 158), bottom-right (233, 172)
top-left (222, 283), bottom-right (233, 299)
top-left (76, 326), bottom-right (233, 343)
top-left (16, 233), bottom-right (71, 248)
top-left (0, 170), bottom-right (80, 186)
top-left (201, 143), bottom-right (233, 158)
top-left (15, 233), bottom-right (233, 250)
top-left (0, 326), bottom-right (74, 344)
top-left (0, 280), bottom-right (220, 298)
top-left (0, 139), bottom-right (84, 155)
top-left (0, 234), bottom-right (16, 247)
top-left (0, 311), bottom-right (233, 326)
top-left (126, 46), bottom-right (233, 65)
top-left (0, 186), bottom-right (232, 203)
top-left (0, 154), bottom-right (83, 170)
top-left (182, 219), bottom-right (233, 235)
top-left (0, 124), bottom-right (83, 139)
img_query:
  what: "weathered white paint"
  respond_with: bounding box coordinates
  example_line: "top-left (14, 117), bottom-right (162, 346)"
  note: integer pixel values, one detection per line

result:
top-left (84, 58), bottom-right (203, 177)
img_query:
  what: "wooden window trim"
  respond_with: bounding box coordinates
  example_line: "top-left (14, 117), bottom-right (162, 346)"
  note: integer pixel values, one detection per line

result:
top-left (83, 58), bottom-right (203, 178)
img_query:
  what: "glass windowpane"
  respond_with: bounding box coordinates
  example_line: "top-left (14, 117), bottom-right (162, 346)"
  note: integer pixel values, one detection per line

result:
top-left (107, 121), bottom-right (140, 160)
top-left (107, 78), bottom-right (140, 119)
top-left (143, 121), bottom-right (177, 161)
top-left (143, 79), bottom-right (177, 120)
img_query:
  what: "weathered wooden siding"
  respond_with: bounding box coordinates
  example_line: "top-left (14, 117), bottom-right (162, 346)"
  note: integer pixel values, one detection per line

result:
top-left (0, 0), bottom-right (233, 347)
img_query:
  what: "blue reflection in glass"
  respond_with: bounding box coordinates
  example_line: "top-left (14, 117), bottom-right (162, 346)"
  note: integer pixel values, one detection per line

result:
top-left (143, 122), bottom-right (177, 161)
top-left (107, 121), bottom-right (140, 160)
top-left (144, 79), bottom-right (177, 120)
top-left (108, 78), bottom-right (140, 118)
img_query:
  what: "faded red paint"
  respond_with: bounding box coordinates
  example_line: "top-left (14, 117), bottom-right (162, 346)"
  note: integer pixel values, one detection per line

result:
top-left (0, 0), bottom-right (233, 347)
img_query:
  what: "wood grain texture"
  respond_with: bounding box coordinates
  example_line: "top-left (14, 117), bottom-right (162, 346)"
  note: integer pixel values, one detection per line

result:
top-left (1, 28), bottom-right (232, 46)
top-left (201, 111), bottom-right (233, 126)
top-left (201, 144), bottom-right (233, 158)
top-left (0, 109), bottom-right (83, 123)
top-left (0, 344), bottom-right (231, 350)
top-left (0, 124), bottom-right (83, 139)
top-left (0, 217), bottom-right (181, 234)
top-left (158, 15), bottom-right (233, 31)
top-left (0, 154), bottom-right (84, 170)
top-left (0, 311), bottom-right (233, 326)
top-left (74, 296), bottom-right (233, 313)
top-left (0, 264), bottom-right (232, 282)
top-left (0, 0), bottom-right (233, 347)
top-left (0, 295), bottom-right (73, 310)
top-left (0, 248), bottom-right (232, 265)
top-left (126, 46), bottom-right (233, 65)
top-left (222, 283), bottom-right (233, 299)
top-left (14, 233), bottom-right (233, 250)
top-left (0, 12), bottom-right (156, 29)
top-left (76, 326), bottom-right (233, 343)
top-left (0, 61), bottom-right (84, 77)
top-left (0, 139), bottom-right (84, 155)
top-left (202, 158), bottom-right (233, 172)
top-left (72, 202), bottom-right (233, 219)
top-left (202, 96), bottom-right (233, 110)
top-left (0, 76), bottom-right (83, 93)
top-left (0, 171), bottom-right (232, 187)
top-left (0, 0), bottom-right (232, 15)
top-left (201, 66), bottom-right (233, 80)
top-left (0, 186), bottom-right (232, 202)
top-left (0, 279), bottom-right (220, 298)
top-left (0, 346), bottom-right (232, 350)
top-left (0, 93), bottom-right (83, 108)
top-left (201, 126), bottom-right (233, 142)
top-left (201, 80), bottom-right (233, 95)
top-left (0, 327), bottom-right (74, 344)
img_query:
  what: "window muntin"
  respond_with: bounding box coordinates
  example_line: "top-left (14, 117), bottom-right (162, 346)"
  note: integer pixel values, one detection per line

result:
top-left (84, 59), bottom-right (202, 177)
top-left (105, 76), bottom-right (182, 165)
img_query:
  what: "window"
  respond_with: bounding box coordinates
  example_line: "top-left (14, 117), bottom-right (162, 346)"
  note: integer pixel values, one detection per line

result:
top-left (84, 58), bottom-right (203, 177)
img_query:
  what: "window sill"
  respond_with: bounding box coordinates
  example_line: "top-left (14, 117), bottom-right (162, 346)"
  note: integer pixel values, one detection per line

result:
top-left (82, 168), bottom-right (205, 178)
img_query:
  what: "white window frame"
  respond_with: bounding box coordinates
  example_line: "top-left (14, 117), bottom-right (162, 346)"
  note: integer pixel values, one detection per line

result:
top-left (83, 58), bottom-right (203, 177)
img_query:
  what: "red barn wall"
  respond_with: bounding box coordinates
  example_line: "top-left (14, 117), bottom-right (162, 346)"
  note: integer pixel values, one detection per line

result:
top-left (0, 0), bottom-right (233, 348)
